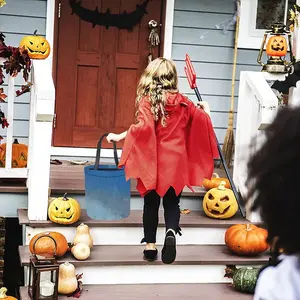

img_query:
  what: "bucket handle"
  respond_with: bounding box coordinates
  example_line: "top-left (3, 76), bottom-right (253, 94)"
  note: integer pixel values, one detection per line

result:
top-left (94, 133), bottom-right (119, 170)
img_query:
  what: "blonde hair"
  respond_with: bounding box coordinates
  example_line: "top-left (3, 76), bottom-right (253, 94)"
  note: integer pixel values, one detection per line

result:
top-left (136, 57), bottom-right (178, 126)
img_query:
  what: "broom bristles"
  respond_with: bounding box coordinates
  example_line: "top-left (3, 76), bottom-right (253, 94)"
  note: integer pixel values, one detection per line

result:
top-left (221, 126), bottom-right (234, 169)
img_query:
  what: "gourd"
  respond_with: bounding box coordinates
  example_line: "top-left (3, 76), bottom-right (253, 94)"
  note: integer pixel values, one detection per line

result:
top-left (202, 173), bottom-right (230, 190)
top-left (48, 193), bottom-right (81, 225)
top-left (0, 139), bottom-right (28, 168)
top-left (19, 30), bottom-right (51, 59)
top-left (71, 242), bottom-right (90, 260)
top-left (0, 287), bottom-right (17, 300)
top-left (225, 224), bottom-right (269, 255)
top-left (266, 35), bottom-right (287, 57)
top-left (225, 265), bottom-right (260, 294)
top-left (73, 223), bottom-right (93, 248)
top-left (58, 262), bottom-right (78, 295)
top-left (203, 181), bottom-right (238, 219)
top-left (29, 231), bottom-right (69, 258)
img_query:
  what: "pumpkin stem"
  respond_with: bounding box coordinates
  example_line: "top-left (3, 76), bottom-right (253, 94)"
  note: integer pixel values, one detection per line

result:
top-left (13, 139), bottom-right (19, 144)
top-left (63, 193), bottom-right (68, 200)
top-left (246, 224), bottom-right (252, 231)
top-left (0, 287), bottom-right (8, 299)
top-left (217, 181), bottom-right (226, 191)
top-left (34, 29), bottom-right (38, 35)
top-left (212, 173), bottom-right (219, 178)
top-left (224, 265), bottom-right (237, 279)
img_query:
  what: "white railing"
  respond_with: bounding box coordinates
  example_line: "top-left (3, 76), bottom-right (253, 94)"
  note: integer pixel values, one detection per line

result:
top-left (27, 60), bottom-right (55, 221)
top-left (233, 71), bottom-right (285, 222)
top-left (0, 59), bottom-right (55, 220)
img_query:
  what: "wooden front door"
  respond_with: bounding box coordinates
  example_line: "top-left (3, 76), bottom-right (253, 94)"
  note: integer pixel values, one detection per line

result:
top-left (53, 0), bottom-right (164, 147)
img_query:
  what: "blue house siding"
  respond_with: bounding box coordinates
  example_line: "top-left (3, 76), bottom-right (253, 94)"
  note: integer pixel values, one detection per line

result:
top-left (173, 0), bottom-right (260, 145)
top-left (0, 0), bottom-right (47, 144)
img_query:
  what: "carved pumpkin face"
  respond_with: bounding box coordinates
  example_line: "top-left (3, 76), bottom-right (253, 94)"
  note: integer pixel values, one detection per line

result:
top-left (203, 181), bottom-right (238, 219)
top-left (266, 35), bottom-right (287, 57)
top-left (19, 31), bottom-right (50, 59)
top-left (48, 193), bottom-right (81, 225)
top-left (0, 139), bottom-right (28, 168)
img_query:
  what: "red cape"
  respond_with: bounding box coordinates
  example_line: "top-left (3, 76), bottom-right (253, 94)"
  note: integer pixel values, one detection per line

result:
top-left (119, 93), bottom-right (219, 197)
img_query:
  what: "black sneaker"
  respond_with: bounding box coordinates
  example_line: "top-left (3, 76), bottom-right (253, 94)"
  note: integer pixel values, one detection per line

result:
top-left (162, 229), bottom-right (176, 264)
top-left (143, 249), bottom-right (158, 261)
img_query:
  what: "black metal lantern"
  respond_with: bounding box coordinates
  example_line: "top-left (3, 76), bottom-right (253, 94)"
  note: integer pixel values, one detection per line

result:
top-left (257, 22), bottom-right (295, 73)
top-left (28, 235), bottom-right (59, 300)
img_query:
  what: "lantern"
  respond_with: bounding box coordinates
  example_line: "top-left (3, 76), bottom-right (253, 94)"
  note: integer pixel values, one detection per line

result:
top-left (257, 22), bottom-right (294, 73)
top-left (28, 235), bottom-right (59, 300)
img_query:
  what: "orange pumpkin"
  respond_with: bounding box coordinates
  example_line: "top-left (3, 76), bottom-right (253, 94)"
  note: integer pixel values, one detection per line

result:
top-left (0, 139), bottom-right (28, 168)
top-left (225, 224), bottom-right (269, 256)
top-left (202, 173), bottom-right (230, 190)
top-left (0, 287), bottom-right (17, 300)
top-left (29, 231), bottom-right (69, 258)
top-left (266, 35), bottom-right (288, 57)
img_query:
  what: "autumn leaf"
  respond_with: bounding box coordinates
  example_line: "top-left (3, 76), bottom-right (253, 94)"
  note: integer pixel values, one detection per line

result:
top-left (0, 88), bottom-right (6, 102)
top-left (16, 82), bottom-right (32, 97)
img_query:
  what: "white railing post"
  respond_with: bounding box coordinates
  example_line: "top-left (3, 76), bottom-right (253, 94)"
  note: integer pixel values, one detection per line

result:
top-left (5, 76), bottom-right (14, 171)
top-left (27, 60), bottom-right (55, 221)
top-left (234, 71), bottom-right (279, 222)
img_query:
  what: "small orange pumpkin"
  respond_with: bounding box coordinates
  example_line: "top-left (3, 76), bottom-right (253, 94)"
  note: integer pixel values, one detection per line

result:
top-left (225, 224), bottom-right (269, 256)
top-left (266, 35), bottom-right (288, 57)
top-left (202, 173), bottom-right (230, 190)
top-left (0, 139), bottom-right (28, 168)
top-left (0, 287), bottom-right (17, 300)
top-left (29, 231), bottom-right (69, 258)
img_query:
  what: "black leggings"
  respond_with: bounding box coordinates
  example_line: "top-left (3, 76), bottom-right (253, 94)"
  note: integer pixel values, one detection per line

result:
top-left (142, 187), bottom-right (182, 243)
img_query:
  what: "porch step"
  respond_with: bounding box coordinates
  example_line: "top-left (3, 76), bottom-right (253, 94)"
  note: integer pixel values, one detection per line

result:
top-left (19, 244), bottom-right (267, 284)
top-left (19, 244), bottom-right (269, 267)
top-left (20, 209), bottom-right (251, 245)
top-left (19, 283), bottom-right (253, 300)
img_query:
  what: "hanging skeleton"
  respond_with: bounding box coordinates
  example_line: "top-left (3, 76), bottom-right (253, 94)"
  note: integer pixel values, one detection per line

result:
top-left (148, 20), bottom-right (160, 63)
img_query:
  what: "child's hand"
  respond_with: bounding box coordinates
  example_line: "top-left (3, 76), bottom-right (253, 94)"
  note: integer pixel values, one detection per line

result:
top-left (197, 101), bottom-right (211, 117)
top-left (106, 133), bottom-right (120, 143)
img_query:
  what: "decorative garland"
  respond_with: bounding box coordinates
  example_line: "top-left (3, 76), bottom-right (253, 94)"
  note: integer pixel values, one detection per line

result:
top-left (69, 0), bottom-right (150, 30)
top-left (289, 4), bottom-right (300, 32)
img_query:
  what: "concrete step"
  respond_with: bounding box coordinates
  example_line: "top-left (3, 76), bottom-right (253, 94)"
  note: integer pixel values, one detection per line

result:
top-left (20, 283), bottom-right (253, 300)
top-left (19, 209), bottom-right (252, 245)
top-left (19, 244), bottom-right (268, 285)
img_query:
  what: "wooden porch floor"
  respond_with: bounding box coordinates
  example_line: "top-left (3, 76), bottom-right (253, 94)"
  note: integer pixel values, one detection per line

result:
top-left (0, 161), bottom-right (231, 196)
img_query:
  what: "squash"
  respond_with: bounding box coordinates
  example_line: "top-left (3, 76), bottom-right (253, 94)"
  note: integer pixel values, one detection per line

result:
top-left (19, 30), bottom-right (51, 59)
top-left (202, 173), bottom-right (230, 190)
top-left (58, 262), bottom-right (78, 295)
top-left (71, 242), bottom-right (90, 260)
top-left (266, 35), bottom-right (288, 57)
top-left (225, 224), bottom-right (269, 255)
top-left (73, 223), bottom-right (93, 248)
top-left (0, 287), bottom-right (17, 300)
top-left (48, 193), bottom-right (81, 225)
top-left (0, 139), bottom-right (28, 168)
top-left (29, 231), bottom-right (69, 258)
top-left (203, 181), bottom-right (238, 219)
top-left (225, 265), bottom-right (260, 294)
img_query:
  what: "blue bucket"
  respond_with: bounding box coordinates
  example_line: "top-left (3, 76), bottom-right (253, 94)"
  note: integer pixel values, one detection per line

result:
top-left (84, 134), bottom-right (130, 220)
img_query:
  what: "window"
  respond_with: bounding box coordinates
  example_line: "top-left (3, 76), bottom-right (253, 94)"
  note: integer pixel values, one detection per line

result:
top-left (238, 0), bottom-right (296, 49)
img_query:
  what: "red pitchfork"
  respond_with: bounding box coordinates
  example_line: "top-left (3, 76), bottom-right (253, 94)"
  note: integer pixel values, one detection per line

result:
top-left (184, 54), bottom-right (245, 218)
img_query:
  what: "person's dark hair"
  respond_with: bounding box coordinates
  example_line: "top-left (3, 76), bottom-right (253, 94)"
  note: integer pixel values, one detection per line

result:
top-left (247, 106), bottom-right (300, 254)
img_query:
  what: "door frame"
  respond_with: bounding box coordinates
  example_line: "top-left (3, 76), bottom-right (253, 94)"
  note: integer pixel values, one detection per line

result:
top-left (46, 0), bottom-right (175, 158)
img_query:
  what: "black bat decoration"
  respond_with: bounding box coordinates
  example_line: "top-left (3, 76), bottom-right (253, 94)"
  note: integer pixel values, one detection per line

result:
top-left (69, 0), bottom-right (150, 30)
top-left (271, 61), bottom-right (300, 94)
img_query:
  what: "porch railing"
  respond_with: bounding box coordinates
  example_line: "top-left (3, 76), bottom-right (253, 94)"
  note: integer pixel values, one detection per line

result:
top-left (233, 71), bottom-right (285, 222)
top-left (0, 59), bottom-right (55, 221)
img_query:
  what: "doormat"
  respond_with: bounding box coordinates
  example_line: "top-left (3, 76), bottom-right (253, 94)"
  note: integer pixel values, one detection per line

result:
top-left (69, 0), bottom-right (150, 30)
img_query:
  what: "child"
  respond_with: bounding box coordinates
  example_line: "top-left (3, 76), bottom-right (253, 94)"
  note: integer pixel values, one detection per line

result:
top-left (246, 106), bottom-right (300, 299)
top-left (107, 58), bottom-right (218, 264)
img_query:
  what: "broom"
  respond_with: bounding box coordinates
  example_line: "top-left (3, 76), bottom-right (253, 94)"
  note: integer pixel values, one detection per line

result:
top-left (221, 0), bottom-right (240, 168)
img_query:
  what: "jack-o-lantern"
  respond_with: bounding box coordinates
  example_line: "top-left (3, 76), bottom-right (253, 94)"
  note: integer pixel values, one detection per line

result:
top-left (203, 181), bottom-right (238, 219)
top-left (0, 139), bottom-right (28, 168)
top-left (266, 35), bottom-right (288, 57)
top-left (19, 30), bottom-right (50, 59)
top-left (48, 193), bottom-right (81, 225)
